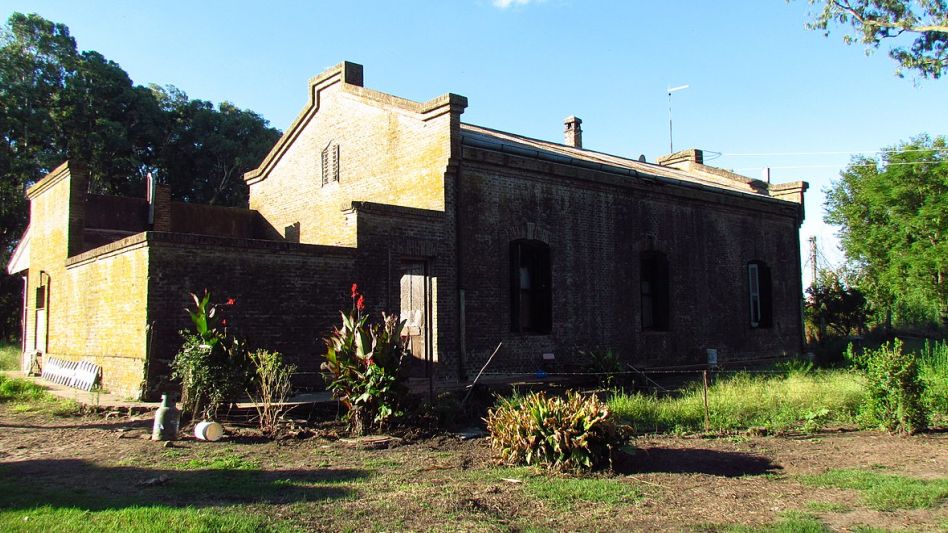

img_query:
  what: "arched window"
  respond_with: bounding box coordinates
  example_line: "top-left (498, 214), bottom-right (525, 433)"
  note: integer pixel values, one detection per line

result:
top-left (641, 251), bottom-right (669, 331)
top-left (510, 239), bottom-right (552, 334)
top-left (748, 260), bottom-right (773, 328)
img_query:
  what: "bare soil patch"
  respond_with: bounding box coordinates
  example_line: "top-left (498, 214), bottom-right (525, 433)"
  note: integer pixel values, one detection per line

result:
top-left (0, 408), bottom-right (945, 531)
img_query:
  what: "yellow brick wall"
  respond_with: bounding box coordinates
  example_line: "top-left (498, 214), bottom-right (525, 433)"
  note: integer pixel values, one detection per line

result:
top-left (247, 63), bottom-right (458, 247)
top-left (24, 164), bottom-right (150, 399)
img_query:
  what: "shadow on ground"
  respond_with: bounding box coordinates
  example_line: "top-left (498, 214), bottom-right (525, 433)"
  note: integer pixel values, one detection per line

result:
top-left (0, 459), bottom-right (368, 511)
top-left (617, 447), bottom-right (781, 477)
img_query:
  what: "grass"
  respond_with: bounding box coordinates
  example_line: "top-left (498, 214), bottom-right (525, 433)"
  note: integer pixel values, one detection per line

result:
top-left (0, 341), bottom-right (19, 371)
top-left (608, 369), bottom-right (865, 433)
top-left (175, 455), bottom-right (261, 471)
top-left (805, 501), bottom-right (851, 513)
top-left (525, 476), bottom-right (641, 509)
top-left (0, 505), bottom-right (290, 533)
top-left (724, 512), bottom-right (829, 533)
top-left (799, 469), bottom-right (948, 511)
top-left (0, 374), bottom-right (79, 416)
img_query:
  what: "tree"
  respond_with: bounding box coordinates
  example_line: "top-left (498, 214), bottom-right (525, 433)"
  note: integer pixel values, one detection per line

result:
top-left (0, 12), bottom-right (281, 340)
top-left (825, 134), bottom-right (947, 327)
top-left (152, 86), bottom-right (280, 206)
top-left (805, 267), bottom-right (870, 339)
top-left (801, 0), bottom-right (948, 79)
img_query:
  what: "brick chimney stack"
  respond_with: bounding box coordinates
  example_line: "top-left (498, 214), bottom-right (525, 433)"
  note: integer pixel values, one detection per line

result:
top-left (563, 116), bottom-right (582, 149)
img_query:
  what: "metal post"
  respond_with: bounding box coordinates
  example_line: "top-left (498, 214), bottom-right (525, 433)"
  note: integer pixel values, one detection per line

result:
top-left (703, 369), bottom-right (710, 432)
top-left (667, 85), bottom-right (689, 153)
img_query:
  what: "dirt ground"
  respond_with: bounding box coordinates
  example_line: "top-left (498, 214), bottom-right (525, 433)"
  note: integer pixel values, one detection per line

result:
top-left (0, 406), bottom-right (946, 532)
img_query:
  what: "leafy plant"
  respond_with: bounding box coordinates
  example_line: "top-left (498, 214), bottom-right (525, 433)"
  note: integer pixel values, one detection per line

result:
top-left (919, 339), bottom-right (948, 418)
top-left (580, 347), bottom-right (621, 387)
top-left (847, 339), bottom-right (928, 434)
top-left (247, 349), bottom-right (296, 436)
top-left (485, 390), bottom-right (626, 472)
top-left (171, 291), bottom-right (250, 420)
top-left (320, 284), bottom-right (408, 435)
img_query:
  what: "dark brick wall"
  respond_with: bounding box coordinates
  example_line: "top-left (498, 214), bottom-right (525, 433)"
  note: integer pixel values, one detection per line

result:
top-left (351, 201), bottom-right (460, 382)
top-left (144, 232), bottom-right (357, 398)
top-left (456, 152), bottom-right (804, 373)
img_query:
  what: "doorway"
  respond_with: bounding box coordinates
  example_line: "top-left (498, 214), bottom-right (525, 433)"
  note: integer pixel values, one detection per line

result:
top-left (400, 261), bottom-right (432, 377)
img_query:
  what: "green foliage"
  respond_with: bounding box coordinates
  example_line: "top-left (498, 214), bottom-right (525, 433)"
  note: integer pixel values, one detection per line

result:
top-left (609, 370), bottom-right (865, 434)
top-left (0, 341), bottom-right (20, 370)
top-left (321, 285), bottom-right (408, 435)
top-left (486, 390), bottom-right (625, 472)
top-left (800, 469), bottom-right (948, 510)
top-left (805, 268), bottom-right (869, 341)
top-left (247, 349), bottom-right (296, 435)
top-left (919, 339), bottom-right (948, 416)
top-left (824, 134), bottom-right (947, 327)
top-left (0, 12), bottom-right (280, 340)
top-left (847, 339), bottom-right (928, 433)
top-left (800, 0), bottom-right (948, 79)
top-left (579, 347), bottom-right (622, 387)
top-left (0, 374), bottom-right (47, 402)
top-left (171, 291), bottom-right (250, 420)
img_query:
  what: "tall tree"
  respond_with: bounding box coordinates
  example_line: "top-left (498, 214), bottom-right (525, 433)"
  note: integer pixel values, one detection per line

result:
top-left (153, 86), bottom-right (280, 206)
top-left (801, 0), bottom-right (948, 79)
top-left (0, 13), bottom-right (281, 340)
top-left (825, 134), bottom-right (947, 326)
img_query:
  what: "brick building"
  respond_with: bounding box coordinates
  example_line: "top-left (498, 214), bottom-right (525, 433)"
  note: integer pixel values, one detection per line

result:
top-left (7, 62), bottom-right (807, 399)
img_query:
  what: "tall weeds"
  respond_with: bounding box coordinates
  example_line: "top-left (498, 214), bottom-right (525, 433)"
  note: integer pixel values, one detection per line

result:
top-left (609, 370), bottom-right (865, 433)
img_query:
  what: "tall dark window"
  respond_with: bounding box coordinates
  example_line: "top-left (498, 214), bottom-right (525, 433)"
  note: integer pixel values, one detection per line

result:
top-left (748, 260), bottom-right (773, 328)
top-left (510, 240), bottom-right (552, 334)
top-left (641, 251), bottom-right (669, 331)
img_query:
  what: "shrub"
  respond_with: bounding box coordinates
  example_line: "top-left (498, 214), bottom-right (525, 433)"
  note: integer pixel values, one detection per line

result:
top-left (171, 291), bottom-right (250, 420)
top-left (579, 347), bottom-right (621, 387)
top-left (848, 339), bottom-right (928, 434)
top-left (320, 285), bottom-right (407, 435)
top-left (919, 340), bottom-right (948, 418)
top-left (247, 349), bottom-right (296, 435)
top-left (486, 390), bottom-right (625, 472)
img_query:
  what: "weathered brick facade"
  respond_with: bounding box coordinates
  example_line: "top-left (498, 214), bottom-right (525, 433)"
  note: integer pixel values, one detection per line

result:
top-left (10, 61), bottom-right (807, 399)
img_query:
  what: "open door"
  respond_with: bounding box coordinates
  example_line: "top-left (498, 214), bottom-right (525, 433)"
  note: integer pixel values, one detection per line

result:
top-left (400, 261), bottom-right (432, 377)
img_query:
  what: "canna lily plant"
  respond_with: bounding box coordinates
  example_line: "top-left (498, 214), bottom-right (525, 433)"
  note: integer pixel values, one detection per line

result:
top-left (321, 285), bottom-right (408, 435)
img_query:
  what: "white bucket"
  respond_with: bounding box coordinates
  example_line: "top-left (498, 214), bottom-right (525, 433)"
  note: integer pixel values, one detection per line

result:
top-left (194, 421), bottom-right (224, 441)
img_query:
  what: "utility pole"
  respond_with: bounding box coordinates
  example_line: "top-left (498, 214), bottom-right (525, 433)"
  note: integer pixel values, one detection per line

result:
top-left (809, 236), bottom-right (818, 289)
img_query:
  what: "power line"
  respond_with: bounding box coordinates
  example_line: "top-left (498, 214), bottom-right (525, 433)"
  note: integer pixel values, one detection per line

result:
top-left (723, 147), bottom-right (948, 157)
top-left (735, 160), bottom-right (945, 171)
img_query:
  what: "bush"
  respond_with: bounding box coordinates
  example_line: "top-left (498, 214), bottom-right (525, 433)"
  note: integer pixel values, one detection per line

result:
top-left (247, 349), bottom-right (296, 435)
top-left (321, 284), bottom-right (408, 435)
top-left (919, 340), bottom-right (948, 419)
top-left (848, 339), bottom-right (928, 434)
top-left (171, 291), bottom-right (250, 420)
top-left (486, 390), bottom-right (625, 472)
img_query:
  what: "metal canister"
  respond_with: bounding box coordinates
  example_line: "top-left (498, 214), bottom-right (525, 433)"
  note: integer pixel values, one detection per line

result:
top-left (151, 394), bottom-right (180, 441)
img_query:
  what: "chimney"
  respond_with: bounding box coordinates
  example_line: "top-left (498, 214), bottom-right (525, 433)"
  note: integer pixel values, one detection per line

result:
top-left (563, 116), bottom-right (582, 148)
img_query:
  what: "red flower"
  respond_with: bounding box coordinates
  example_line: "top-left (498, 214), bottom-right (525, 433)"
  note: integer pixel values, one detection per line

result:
top-left (356, 295), bottom-right (365, 311)
top-left (225, 297), bottom-right (236, 306)
top-left (221, 319), bottom-right (228, 326)
top-left (351, 283), bottom-right (359, 298)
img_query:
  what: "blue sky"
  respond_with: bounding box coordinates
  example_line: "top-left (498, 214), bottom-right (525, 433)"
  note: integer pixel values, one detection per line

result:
top-left (4, 0), bottom-right (946, 284)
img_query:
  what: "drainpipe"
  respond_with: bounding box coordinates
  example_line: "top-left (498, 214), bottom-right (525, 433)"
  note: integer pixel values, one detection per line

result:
top-left (455, 164), bottom-right (468, 382)
top-left (20, 275), bottom-right (27, 372)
